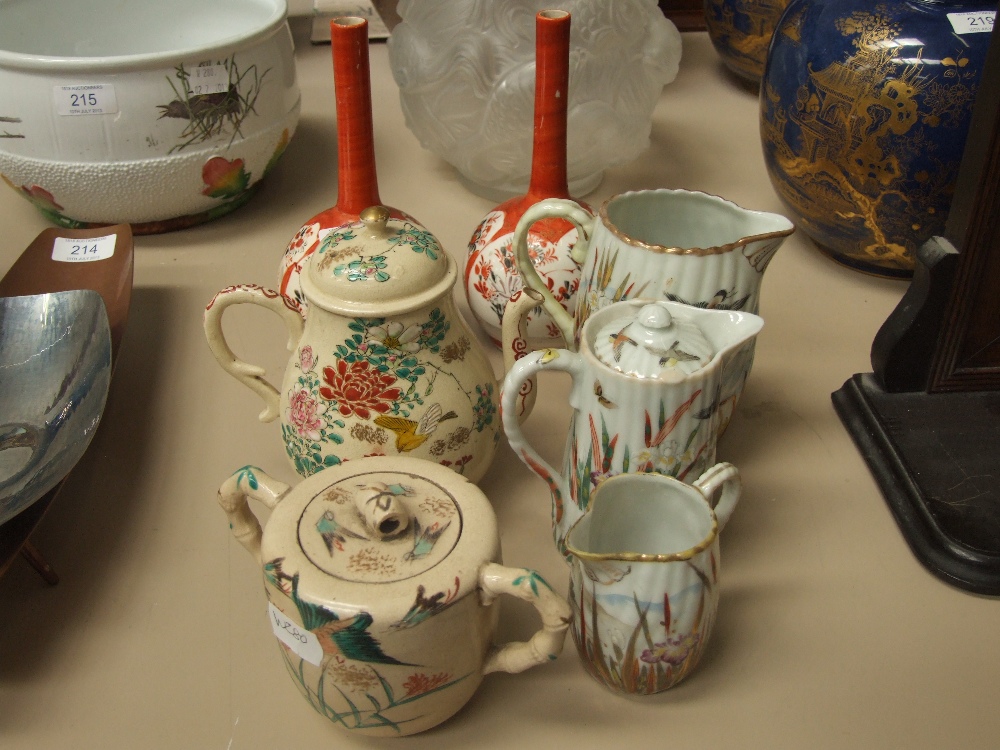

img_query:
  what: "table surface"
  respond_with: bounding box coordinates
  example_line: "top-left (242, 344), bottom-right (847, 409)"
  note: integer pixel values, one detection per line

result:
top-left (2, 21), bottom-right (998, 750)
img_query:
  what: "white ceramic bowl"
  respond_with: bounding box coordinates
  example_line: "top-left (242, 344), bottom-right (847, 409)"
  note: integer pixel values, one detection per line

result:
top-left (0, 0), bottom-right (300, 233)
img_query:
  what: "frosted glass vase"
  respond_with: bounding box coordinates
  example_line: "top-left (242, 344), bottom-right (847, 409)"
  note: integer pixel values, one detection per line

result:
top-left (387, 0), bottom-right (682, 197)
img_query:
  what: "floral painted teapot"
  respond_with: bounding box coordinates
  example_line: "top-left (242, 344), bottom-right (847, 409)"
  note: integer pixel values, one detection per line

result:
top-left (205, 206), bottom-right (500, 481)
top-left (217, 456), bottom-right (570, 736)
top-left (501, 299), bottom-right (762, 556)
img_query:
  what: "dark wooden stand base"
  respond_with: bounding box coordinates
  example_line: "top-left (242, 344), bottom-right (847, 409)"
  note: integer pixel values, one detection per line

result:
top-left (833, 373), bottom-right (1000, 595)
top-left (0, 486), bottom-right (60, 584)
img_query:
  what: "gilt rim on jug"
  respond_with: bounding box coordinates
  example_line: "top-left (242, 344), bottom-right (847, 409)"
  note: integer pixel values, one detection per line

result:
top-left (598, 188), bottom-right (795, 256)
top-left (563, 473), bottom-right (720, 564)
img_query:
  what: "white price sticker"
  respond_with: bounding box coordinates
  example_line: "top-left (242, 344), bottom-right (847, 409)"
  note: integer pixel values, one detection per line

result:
top-left (55, 84), bottom-right (118, 116)
top-left (268, 603), bottom-right (323, 666)
top-left (948, 11), bottom-right (995, 34)
top-left (188, 64), bottom-right (230, 95)
top-left (51, 234), bottom-right (117, 263)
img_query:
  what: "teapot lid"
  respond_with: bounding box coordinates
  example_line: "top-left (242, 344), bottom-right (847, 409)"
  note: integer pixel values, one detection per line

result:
top-left (592, 302), bottom-right (714, 379)
top-left (302, 206), bottom-right (455, 316)
top-left (258, 457), bottom-right (497, 621)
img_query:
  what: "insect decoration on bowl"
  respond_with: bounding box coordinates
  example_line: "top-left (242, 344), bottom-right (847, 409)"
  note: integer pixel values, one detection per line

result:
top-left (158, 56), bottom-right (270, 153)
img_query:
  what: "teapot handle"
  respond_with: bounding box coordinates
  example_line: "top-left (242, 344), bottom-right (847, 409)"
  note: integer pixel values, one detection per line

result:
top-left (217, 466), bottom-right (291, 564)
top-left (479, 563), bottom-right (570, 674)
top-left (693, 462), bottom-right (742, 532)
top-left (511, 198), bottom-right (594, 346)
top-left (203, 284), bottom-right (305, 422)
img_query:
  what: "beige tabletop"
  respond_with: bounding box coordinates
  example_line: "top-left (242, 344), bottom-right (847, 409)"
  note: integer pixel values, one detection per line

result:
top-left (1, 20), bottom-right (998, 750)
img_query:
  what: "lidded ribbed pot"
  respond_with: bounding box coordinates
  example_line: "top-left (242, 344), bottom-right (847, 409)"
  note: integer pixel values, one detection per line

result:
top-left (500, 299), bottom-right (763, 556)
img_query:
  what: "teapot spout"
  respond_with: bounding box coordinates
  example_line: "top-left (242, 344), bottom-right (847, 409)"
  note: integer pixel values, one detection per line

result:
top-left (700, 307), bottom-right (764, 434)
top-left (695, 307), bottom-right (764, 362)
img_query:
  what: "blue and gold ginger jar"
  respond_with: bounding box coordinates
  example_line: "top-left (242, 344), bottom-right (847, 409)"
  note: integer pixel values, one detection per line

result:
top-left (705, 0), bottom-right (792, 84)
top-left (760, 0), bottom-right (994, 277)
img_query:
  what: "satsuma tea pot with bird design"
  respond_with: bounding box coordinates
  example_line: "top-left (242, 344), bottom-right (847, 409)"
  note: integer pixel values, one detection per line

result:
top-left (205, 206), bottom-right (501, 482)
top-left (217, 456), bottom-right (571, 737)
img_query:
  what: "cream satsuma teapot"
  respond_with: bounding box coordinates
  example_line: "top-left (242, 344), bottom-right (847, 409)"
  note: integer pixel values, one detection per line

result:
top-left (217, 456), bottom-right (570, 737)
top-left (205, 206), bottom-right (500, 482)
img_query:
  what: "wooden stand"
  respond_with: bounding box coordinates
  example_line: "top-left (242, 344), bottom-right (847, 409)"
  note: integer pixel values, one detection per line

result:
top-left (835, 373), bottom-right (1000, 593)
top-left (658, 0), bottom-right (707, 32)
top-left (833, 32), bottom-right (1000, 595)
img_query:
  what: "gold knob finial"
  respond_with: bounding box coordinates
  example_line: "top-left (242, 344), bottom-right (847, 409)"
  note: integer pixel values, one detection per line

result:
top-left (360, 205), bottom-right (391, 237)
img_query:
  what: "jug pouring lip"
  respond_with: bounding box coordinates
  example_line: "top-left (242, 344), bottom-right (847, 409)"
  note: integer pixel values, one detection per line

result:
top-left (579, 299), bottom-right (763, 381)
top-left (564, 473), bottom-right (719, 564)
top-left (598, 188), bottom-right (795, 256)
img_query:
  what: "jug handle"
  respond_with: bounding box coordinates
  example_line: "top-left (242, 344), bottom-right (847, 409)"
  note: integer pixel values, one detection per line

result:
top-left (693, 462), bottom-right (742, 532)
top-left (217, 465), bottom-right (291, 564)
top-left (479, 563), bottom-right (570, 675)
top-left (203, 284), bottom-right (305, 422)
top-left (510, 198), bottom-right (595, 346)
top-left (501, 347), bottom-right (582, 513)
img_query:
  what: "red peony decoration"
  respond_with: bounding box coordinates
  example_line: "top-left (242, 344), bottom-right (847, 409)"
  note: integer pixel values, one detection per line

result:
top-left (319, 359), bottom-right (401, 420)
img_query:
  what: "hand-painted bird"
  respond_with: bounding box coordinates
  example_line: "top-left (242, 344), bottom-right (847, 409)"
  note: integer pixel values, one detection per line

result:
top-left (392, 580), bottom-right (460, 630)
top-left (693, 384), bottom-right (724, 421)
top-left (263, 557), bottom-right (295, 595)
top-left (374, 403), bottom-right (457, 452)
top-left (315, 509), bottom-right (367, 554)
top-left (667, 289), bottom-right (751, 311)
top-left (291, 574), bottom-right (412, 666)
top-left (403, 518), bottom-right (451, 561)
top-left (157, 86), bottom-right (240, 121)
top-left (705, 289), bottom-right (751, 311)
top-left (607, 326), bottom-right (638, 362)
top-left (647, 339), bottom-right (701, 367)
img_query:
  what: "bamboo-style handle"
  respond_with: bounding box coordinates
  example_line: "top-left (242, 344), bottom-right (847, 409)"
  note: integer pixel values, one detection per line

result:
top-left (479, 563), bottom-right (570, 675)
top-left (217, 466), bottom-right (291, 564)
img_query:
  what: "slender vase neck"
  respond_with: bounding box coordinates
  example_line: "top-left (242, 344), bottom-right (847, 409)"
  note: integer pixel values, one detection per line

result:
top-left (331, 18), bottom-right (381, 216)
top-left (528, 11), bottom-right (571, 200)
